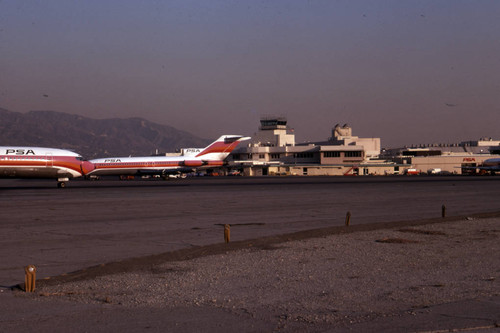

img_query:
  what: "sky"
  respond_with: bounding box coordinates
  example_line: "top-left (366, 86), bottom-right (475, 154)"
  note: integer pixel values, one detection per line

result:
top-left (1, 0), bottom-right (499, 148)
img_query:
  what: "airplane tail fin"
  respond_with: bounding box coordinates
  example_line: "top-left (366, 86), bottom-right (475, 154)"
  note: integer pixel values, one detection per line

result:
top-left (195, 135), bottom-right (250, 161)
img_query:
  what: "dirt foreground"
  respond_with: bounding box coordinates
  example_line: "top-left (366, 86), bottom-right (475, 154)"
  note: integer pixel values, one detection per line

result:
top-left (2, 216), bottom-right (500, 332)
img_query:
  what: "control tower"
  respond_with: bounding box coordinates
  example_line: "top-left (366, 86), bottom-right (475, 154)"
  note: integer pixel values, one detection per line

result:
top-left (252, 116), bottom-right (295, 147)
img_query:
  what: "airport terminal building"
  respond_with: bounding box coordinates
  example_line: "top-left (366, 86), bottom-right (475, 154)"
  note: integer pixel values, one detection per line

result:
top-left (226, 117), bottom-right (500, 176)
top-left (228, 117), bottom-right (401, 176)
top-left (385, 139), bottom-right (500, 175)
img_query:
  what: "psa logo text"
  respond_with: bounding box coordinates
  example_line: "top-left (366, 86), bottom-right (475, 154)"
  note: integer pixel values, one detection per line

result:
top-left (5, 149), bottom-right (36, 155)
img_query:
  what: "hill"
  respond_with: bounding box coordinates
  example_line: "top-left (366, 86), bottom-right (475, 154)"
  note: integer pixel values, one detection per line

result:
top-left (0, 108), bottom-right (211, 158)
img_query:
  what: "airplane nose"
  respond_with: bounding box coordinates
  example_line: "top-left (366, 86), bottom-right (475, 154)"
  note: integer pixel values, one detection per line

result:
top-left (81, 160), bottom-right (95, 175)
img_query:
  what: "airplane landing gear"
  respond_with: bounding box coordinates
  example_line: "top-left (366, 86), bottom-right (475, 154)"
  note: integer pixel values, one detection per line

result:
top-left (57, 178), bottom-right (69, 188)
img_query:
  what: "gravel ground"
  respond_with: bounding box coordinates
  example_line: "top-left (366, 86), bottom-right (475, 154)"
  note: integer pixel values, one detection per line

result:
top-left (20, 217), bottom-right (500, 332)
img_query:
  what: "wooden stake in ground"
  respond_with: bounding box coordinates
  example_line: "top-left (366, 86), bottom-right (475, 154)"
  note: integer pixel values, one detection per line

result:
top-left (224, 224), bottom-right (230, 243)
top-left (24, 265), bottom-right (36, 292)
top-left (345, 211), bottom-right (351, 226)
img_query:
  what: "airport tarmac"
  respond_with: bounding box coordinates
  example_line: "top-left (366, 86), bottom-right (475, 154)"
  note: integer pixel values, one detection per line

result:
top-left (1, 175), bottom-right (500, 285)
top-left (0, 176), bottom-right (499, 332)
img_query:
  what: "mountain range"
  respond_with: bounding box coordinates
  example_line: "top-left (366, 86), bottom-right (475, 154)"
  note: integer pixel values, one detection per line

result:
top-left (0, 108), bottom-right (211, 158)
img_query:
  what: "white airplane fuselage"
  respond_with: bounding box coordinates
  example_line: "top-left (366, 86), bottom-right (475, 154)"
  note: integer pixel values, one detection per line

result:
top-left (88, 155), bottom-right (215, 176)
top-left (0, 147), bottom-right (94, 183)
top-left (88, 135), bottom-right (250, 177)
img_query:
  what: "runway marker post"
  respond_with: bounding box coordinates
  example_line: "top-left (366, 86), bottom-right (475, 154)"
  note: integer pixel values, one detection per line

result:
top-left (224, 224), bottom-right (230, 243)
top-left (24, 265), bottom-right (37, 292)
top-left (442, 205), bottom-right (446, 218)
top-left (345, 211), bottom-right (351, 226)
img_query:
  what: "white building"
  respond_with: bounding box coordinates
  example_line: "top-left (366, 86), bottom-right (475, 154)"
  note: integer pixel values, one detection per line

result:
top-left (228, 118), bottom-right (397, 176)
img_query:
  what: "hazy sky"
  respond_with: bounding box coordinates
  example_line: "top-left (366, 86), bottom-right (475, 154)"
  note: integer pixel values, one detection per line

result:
top-left (1, 1), bottom-right (499, 147)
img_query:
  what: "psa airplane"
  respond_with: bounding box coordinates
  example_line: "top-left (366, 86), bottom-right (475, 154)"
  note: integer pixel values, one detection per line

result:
top-left (474, 158), bottom-right (500, 175)
top-left (0, 147), bottom-right (94, 187)
top-left (87, 135), bottom-right (250, 178)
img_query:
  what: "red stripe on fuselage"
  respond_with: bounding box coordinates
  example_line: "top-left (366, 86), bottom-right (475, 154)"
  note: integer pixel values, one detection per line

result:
top-left (0, 155), bottom-right (85, 177)
top-left (0, 155), bottom-right (83, 172)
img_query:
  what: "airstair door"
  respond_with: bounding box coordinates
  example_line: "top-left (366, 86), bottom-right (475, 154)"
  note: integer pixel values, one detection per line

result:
top-left (45, 152), bottom-right (53, 167)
